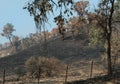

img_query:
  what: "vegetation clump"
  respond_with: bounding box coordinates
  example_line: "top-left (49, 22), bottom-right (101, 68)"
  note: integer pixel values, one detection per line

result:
top-left (25, 56), bottom-right (66, 78)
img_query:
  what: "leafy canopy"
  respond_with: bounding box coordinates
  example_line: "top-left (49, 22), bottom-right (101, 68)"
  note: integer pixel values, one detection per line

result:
top-left (1, 23), bottom-right (15, 38)
top-left (24, 0), bottom-right (74, 32)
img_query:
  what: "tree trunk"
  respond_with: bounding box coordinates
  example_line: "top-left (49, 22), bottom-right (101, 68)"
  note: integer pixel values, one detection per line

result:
top-left (106, 0), bottom-right (115, 76)
top-left (107, 34), bottom-right (112, 75)
top-left (8, 36), bottom-right (13, 46)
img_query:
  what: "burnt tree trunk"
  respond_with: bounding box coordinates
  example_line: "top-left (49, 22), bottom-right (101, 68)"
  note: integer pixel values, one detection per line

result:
top-left (106, 0), bottom-right (115, 75)
top-left (107, 34), bottom-right (112, 75)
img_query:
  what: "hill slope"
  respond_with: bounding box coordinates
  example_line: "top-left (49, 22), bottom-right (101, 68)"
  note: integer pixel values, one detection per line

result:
top-left (0, 34), bottom-right (104, 76)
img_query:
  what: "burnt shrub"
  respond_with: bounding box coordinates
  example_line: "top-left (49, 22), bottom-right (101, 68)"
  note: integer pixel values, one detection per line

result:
top-left (25, 56), bottom-right (66, 78)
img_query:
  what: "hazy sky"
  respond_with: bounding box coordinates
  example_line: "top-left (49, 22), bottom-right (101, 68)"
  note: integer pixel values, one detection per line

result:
top-left (0, 0), bottom-right (99, 44)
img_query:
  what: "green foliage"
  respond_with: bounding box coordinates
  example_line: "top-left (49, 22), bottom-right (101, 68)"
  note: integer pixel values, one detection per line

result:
top-left (89, 26), bottom-right (105, 46)
top-left (25, 56), bottom-right (66, 78)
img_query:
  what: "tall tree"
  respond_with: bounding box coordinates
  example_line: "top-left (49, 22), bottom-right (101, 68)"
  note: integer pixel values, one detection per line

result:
top-left (25, 0), bottom-right (116, 76)
top-left (95, 0), bottom-right (115, 75)
top-left (1, 23), bottom-right (15, 46)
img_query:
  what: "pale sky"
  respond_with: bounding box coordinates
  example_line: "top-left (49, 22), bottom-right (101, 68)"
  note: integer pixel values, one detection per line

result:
top-left (0, 0), bottom-right (99, 44)
top-left (0, 0), bottom-right (36, 44)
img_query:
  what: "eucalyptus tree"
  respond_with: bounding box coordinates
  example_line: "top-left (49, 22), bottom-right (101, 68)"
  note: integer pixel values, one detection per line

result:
top-left (1, 23), bottom-right (15, 46)
top-left (24, 0), bottom-right (74, 40)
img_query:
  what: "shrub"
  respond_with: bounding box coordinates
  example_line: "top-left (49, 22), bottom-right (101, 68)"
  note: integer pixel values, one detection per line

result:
top-left (25, 56), bottom-right (66, 78)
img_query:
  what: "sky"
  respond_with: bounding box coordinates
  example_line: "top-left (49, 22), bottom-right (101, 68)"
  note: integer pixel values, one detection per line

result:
top-left (0, 0), bottom-right (99, 44)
